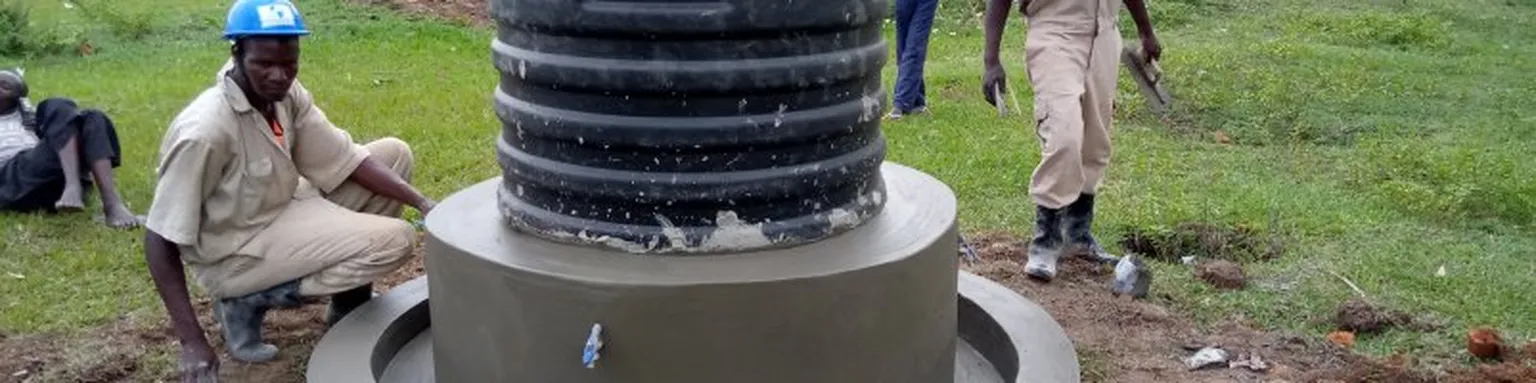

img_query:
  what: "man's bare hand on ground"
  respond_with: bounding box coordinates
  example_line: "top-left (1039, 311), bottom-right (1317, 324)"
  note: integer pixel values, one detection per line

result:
top-left (179, 340), bottom-right (219, 382)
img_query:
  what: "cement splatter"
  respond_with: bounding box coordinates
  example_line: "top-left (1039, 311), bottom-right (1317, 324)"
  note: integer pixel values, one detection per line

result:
top-left (697, 211), bottom-right (773, 251)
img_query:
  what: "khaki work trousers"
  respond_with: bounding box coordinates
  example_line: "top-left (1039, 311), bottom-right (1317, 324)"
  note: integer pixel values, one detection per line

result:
top-left (1024, 5), bottom-right (1121, 209)
top-left (193, 138), bottom-right (419, 299)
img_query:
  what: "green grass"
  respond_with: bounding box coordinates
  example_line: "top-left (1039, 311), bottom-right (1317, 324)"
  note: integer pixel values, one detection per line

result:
top-left (2, 0), bottom-right (1533, 368)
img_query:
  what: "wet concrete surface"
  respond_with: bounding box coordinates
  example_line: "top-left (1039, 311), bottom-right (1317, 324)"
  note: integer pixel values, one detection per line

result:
top-left (425, 164), bottom-right (959, 382)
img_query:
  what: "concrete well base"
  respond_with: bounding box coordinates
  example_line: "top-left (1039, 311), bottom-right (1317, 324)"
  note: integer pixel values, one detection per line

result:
top-left (306, 163), bottom-right (1080, 382)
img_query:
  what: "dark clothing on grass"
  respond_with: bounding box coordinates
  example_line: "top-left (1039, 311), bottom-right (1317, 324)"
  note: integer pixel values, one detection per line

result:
top-left (0, 98), bottom-right (122, 212)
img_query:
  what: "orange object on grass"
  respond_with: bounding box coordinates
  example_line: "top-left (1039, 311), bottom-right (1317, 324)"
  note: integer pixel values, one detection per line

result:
top-left (1467, 327), bottom-right (1504, 359)
top-left (1326, 330), bottom-right (1356, 348)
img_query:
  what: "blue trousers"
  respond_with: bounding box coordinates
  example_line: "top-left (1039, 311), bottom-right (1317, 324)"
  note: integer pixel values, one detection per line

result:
top-left (893, 0), bottom-right (938, 112)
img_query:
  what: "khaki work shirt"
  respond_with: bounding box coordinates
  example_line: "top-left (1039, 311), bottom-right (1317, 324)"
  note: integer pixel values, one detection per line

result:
top-left (145, 60), bottom-right (369, 265)
top-left (1022, 0), bottom-right (1120, 34)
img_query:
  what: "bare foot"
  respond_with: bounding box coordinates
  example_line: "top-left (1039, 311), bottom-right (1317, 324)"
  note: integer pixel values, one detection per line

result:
top-left (102, 204), bottom-right (144, 229)
top-left (54, 187), bottom-right (85, 212)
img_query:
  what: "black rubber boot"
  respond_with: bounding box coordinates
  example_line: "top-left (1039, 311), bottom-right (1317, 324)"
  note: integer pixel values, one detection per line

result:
top-left (215, 280), bottom-right (303, 363)
top-left (325, 283), bottom-right (374, 327)
top-left (1062, 193), bottom-right (1115, 262)
top-left (1025, 204), bottom-right (1065, 281)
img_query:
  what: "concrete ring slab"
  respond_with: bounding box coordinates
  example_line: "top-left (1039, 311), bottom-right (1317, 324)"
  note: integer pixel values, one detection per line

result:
top-left (307, 272), bottom-right (1079, 383)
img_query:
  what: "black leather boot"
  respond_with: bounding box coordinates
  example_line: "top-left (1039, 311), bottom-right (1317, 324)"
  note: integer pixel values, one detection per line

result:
top-left (1062, 193), bottom-right (1115, 262)
top-left (215, 280), bottom-right (303, 363)
top-left (325, 283), bottom-right (374, 327)
top-left (1026, 204), bottom-right (1065, 281)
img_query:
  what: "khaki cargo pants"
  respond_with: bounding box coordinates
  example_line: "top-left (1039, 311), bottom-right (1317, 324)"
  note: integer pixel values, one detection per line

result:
top-left (193, 138), bottom-right (419, 299)
top-left (1023, 0), bottom-right (1121, 209)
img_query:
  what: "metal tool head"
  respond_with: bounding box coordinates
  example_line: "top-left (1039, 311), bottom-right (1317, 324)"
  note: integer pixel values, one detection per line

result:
top-left (1078, 248), bottom-right (1153, 298)
top-left (992, 83), bottom-right (1009, 117)
top-left (957, 234), bottom-right (981, 264)
top-left (1111, 253), bottom-right (1152, 299)
top-left (1121, 46), bottom-right (1171, 116)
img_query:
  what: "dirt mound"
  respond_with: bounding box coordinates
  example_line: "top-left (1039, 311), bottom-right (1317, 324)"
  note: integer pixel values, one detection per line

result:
top-left (1334, 297), bottom-right (1441, 334)
top-left (1195, 260), bottom-right (1247, 290)
top-left (1120, 222), bottom-right (1285, 263)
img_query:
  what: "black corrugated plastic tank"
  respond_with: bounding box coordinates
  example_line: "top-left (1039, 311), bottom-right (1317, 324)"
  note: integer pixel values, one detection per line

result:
top-left (492, 0), bottom-right (891, 253)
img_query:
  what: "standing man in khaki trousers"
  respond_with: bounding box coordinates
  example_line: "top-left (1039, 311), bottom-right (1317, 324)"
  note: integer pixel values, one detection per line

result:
top-left (980, 0), bottom-right (1160, 281)
top-left (143, 1), bottom-right (437, 380)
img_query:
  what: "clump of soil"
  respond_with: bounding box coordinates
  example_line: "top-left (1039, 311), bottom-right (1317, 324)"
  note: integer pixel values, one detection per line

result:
top-left (1120, 222), bottom-right (1285, 263)
top-left (1334, 297), bottom-right (1419, 334)
top-left (1194, 260), bottom-right (1247, 289)
top-left (1467, 327), bottom-right (1505, 359)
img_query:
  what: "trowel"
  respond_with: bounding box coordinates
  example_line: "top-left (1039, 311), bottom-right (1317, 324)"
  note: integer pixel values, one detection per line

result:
top-left (991, 83), bottom-right (1022, 118)
top-left (1120, 46), bottom-right (1171, 116)
top-left (1080, 249), bottom-right (1152, 299)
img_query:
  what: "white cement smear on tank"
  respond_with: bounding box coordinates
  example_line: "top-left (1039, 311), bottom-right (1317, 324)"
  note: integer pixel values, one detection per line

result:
top-left (859, 95), bottom-right (881, 122)
top-left (698, 211), bottom-right (772, 250)
top-left (654, 213), bottom-right (691, 249)
top-left (826, 208), bottom-right (860, 231)
top-left (499, 187), bottom-right (657, 253)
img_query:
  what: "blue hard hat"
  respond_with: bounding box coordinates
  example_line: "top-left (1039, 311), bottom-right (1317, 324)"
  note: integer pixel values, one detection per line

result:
top-left (223, 0), bottom-right (310, 40)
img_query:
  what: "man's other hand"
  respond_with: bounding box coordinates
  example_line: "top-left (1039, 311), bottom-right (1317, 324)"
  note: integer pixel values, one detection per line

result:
top-left (179, 342), bottom-right (219, 383)
top-left (1141, 33), bottom-right (1163, 62)
top-left (982, 64), bottom-right (1008, 106)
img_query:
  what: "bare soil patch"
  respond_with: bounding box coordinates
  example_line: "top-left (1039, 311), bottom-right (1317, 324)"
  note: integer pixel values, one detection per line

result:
top-left (0, 242), bottom-right (427, 382)
top-left (961, 230), bottom-right (1535, 383)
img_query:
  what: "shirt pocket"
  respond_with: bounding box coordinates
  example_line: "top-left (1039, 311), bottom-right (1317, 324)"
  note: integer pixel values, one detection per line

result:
top-left (241, 156), bottom-right (275, 207)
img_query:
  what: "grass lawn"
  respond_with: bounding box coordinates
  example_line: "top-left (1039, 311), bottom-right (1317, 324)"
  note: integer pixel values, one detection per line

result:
top-left (2, 0), bottom-right (1533, 376)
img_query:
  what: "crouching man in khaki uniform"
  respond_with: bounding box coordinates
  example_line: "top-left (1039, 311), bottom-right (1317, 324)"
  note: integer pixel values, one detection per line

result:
top-left (980, 0), bottom-right (1160, 281)
top-left (142, 1), bottom-right (435, 379)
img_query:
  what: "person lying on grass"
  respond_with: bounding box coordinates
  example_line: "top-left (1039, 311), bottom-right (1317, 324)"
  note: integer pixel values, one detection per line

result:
top-left (142, 1), bottom-right (436, 381)
top-left (0, 69), bottom-right (143, 228)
